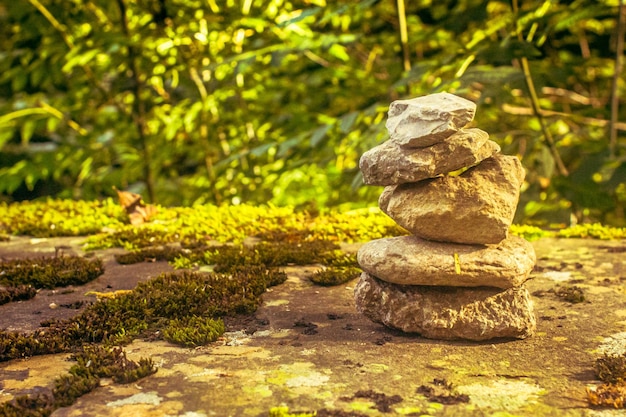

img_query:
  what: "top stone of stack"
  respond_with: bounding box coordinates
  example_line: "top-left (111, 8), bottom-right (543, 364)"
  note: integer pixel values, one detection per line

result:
top-left (386, 92), bottom-right (476, 148)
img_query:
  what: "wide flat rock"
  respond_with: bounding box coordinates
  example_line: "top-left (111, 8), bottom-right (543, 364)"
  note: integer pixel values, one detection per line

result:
top-left (359, 128), bottom-right (500, 186)
top-left (354, 272), bottom-right (536, 341)
top-left (379, 154), bottom-right (525, 244)
top-left (1, 236), bottom-right (626, 416)
top-left (386, 92), bottom-right (476, 148)
top-left (357, 234), bottom-right (536, 288)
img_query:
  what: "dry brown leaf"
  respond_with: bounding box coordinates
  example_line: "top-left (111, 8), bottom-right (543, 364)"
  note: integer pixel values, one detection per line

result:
top-left (113, 187), bottom-right (158, 225)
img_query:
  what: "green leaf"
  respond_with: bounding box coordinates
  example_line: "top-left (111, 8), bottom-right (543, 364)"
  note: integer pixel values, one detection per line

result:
top-left (21, 119), bottom-right (37, 144)
top-left (340, 112), bottom-right (358, 134)
top-left (328, 44), bottom-right (350, 62)
top-left (310, 125), bottom-right (331, 147)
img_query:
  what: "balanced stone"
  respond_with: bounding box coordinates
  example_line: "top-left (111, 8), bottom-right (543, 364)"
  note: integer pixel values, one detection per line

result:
top-left (357, 234), bottom-right (536, 288)
top-left (360, 128), bottom-right (500, 186)
top-left (386, 92), bottom-right (476, 148)
top-left (379, 154), bottom-right (525, 244)
top-left (354, 272), bottom-right (536, 341)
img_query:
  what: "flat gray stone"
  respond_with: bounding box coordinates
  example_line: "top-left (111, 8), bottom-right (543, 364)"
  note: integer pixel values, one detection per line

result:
top-left (354, 272), bottom-right (536, 341)
top-left (360, 128), bottom-right (500, 186)
top-left (379, 154), bottom-right (525, 244)
top-left (357, 234), bottom-right (536, 288)
top-left (386, 92), bottom-right (476, 148)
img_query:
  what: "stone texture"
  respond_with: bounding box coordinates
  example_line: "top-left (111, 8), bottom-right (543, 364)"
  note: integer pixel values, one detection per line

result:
top-left (360, 128), bottom-right (500, 186)
top-left (379, 153), bottom-right (525, 244)
top-left (357, 234), bottom-right (536, 288)
top-left (354, 272), bottom-right (536, 341)
top-left (386, 92), bottom-right (476, 148)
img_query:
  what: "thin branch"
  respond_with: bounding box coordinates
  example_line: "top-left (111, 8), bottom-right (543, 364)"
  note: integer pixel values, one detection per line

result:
top-left (502, 104), bottom-right (626, 131)
top-left (396, 0), bottom-right (411, 72)
top-left (610, 0), bottom-right (625, 157)
top-left (116, 0), bottom-right (156, 202)
top-left (512, 0), bottom-right (568, 176)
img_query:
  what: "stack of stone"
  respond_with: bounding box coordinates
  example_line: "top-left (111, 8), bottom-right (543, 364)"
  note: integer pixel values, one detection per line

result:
top-left (355, 92), bottom-right (536, 341)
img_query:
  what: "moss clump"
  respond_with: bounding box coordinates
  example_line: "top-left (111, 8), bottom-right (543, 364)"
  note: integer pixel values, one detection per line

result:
top-left (0, 265), bottom-right (283, 411)
top-left (309, 266), bottom-right (361, 286)
top-left (0, 266), bottom-right (287, 362)
top-left (114, 246), bottom-right (188, 264)
top-left (509, 224), bottom-right (552, 241)
top-left (0, 255), bottom-right (104, 289)
top-left (554, 285), bottom-right (585, 303)
top-left (163, 316), bottom-right (225, 348)
top-left (596, 354), bottom-right (626, 384)
top-left (201, 241), bottom-right (339, 273)
top-left (587, 353), bottom-right (626, 408)
top-left (268, 406), bottom-right (316, 417)
top-left (0, 345), bottom-right (155, 416)
top-left (0, 285), bottom-right (37, 305)
top-left (0, 199), bottom-right (126, 237)
top-left (558, 223), bottom-right (626, 240)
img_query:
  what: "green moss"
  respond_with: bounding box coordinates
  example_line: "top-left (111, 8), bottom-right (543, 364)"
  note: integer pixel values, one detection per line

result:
top-left (163, 316), bottom-right (225, 348)
top-left (0, 285), bottom-right (37, 305)
top-left (0, 199), bottom-right (126, 237)
top-left (0, 345), bottom-right (155, 416)
top-left (557, 223), bottom-right (626, 240)
top-left (203, 241), bottom-right (340, 272)
top-left (509, 224), bottom-right (552, 241)
top-left (114, 246), bottom-right (188, 264)
top-left (595, 354), bottom-right (626, 384)
top-left (0, 256), bottom-right (104, 289)
top-left (268, 406), bottom-right (316, 417)
top-left (554, 285), bottom-right (585, 304)
top-left (309, 266), bottom-right (361, 286)
top-left (0, 266), bottom-right (287, 361)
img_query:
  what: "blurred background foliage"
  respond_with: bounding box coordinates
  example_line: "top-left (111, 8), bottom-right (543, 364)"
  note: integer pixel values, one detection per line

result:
top-left (0, 0), bottom-right (625, 226)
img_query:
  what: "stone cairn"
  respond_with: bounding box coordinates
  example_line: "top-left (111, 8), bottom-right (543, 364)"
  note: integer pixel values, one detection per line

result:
top-left (355, 92), bottom-right (537, 341)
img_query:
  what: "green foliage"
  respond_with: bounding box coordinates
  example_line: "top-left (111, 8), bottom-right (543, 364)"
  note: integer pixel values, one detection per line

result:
top-left (1, 0), bottom-right (623, 226)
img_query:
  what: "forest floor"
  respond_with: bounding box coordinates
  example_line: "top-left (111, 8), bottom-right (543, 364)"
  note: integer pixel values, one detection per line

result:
top-left (1, 235), bottom-right (625, 417)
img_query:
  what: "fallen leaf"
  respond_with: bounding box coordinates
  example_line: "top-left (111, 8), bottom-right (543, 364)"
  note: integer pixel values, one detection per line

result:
top-left (113, 187), bottom-right (158, 225)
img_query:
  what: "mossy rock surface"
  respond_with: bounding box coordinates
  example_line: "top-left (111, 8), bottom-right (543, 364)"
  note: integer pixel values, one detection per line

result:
top-left (1, 200), bottom-right (626, 415)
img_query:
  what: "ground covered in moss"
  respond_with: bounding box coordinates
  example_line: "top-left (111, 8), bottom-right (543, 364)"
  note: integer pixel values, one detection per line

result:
top-left (1, 199), bottom-right (626, 415)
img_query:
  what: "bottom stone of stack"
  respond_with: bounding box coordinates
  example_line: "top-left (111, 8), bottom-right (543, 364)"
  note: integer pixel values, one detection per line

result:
top-left (354, 272), bottom-right (536, 341)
